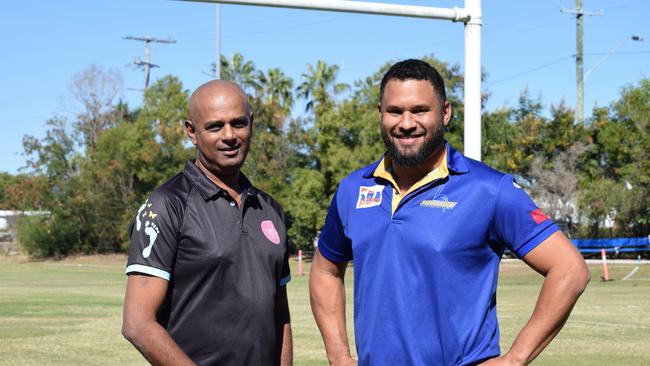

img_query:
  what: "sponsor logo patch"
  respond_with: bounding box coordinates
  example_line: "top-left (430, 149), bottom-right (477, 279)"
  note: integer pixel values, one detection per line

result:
top-left (261, 220), bottom-right (281, 244)
top-left (356, 185), bottom-right (384, 209)
top-left (420, 200), bottom-right (458, 210)
top-left (530, 208), bottom-right (549, 224)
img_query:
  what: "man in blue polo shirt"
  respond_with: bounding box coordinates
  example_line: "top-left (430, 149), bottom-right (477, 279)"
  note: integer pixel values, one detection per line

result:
top-left (310, 59), bottom-right (590, 366)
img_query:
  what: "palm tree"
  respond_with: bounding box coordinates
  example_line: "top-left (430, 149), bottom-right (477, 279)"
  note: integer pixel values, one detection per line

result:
top-left (296, 60), bottom-right (348, 113)
top-left (218, 52), bottom-right (260, 93)
top-left (256, 68), bottom-right (294, 114)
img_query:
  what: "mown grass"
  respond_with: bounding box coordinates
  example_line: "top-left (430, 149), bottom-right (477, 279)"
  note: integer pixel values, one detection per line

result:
top-left (0, 255), bottom-right (648, 365)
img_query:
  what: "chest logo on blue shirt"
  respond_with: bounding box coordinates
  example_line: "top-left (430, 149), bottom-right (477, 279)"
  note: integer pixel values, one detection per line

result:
top-left (420, 200), bottom-right (457, 210)
top-left (356, 185), bottom-right (384, 209)
top-left (419, 185), bottom-right (457, 212)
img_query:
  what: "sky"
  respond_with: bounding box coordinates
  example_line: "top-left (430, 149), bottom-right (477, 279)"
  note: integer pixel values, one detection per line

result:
top-left (1, 0), bottom-right (648, 174)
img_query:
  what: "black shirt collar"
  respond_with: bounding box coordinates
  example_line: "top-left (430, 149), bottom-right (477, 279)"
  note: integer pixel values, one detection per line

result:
top-left (183, 159), bottom-right (257, 201)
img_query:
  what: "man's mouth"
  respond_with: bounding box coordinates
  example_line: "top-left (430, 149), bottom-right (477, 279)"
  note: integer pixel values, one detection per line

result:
top-left (393, 134), bottom-right (424, 146)
top-left (220, 146), bottom-right (240, 157)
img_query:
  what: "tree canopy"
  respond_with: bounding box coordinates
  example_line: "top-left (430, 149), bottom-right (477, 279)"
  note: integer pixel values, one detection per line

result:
top-left (5, 55), bottom-right (648, 257)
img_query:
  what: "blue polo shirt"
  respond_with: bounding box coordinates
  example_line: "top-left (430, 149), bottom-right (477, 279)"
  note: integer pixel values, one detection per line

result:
top-left (318, 143), bottom-right (558, 366)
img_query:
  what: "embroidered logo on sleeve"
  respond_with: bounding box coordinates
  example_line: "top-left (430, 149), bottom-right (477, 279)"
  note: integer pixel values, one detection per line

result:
top-left (530, 208), bottom-right (550, 224)
top-left (261, 220), bottom-right (281, 244)
top-left (356, 185), bottom-right (384, 209)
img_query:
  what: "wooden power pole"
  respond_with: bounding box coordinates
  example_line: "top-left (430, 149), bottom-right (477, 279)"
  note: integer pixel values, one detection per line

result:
top-left (124, 36), bottom-right (176, 90)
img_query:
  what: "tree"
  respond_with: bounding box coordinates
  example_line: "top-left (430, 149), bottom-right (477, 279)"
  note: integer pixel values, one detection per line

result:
top-left (296, 60), bottom-right (348, 113)
top-left (481, 107), bottom-right (518, 172)
top-left (244, 68), bottom-right (295, 198)
top-left (509, 89), bottom-right (545, 178)
top-left (578, 78), bottom-right (650, 236)
top-left (17, 70), bottom-right (194, 256)
top-left (69, 64), bottom-right (124, 150)
top-left (0, 173), bottom-right (48, 210)
top-left (529, 143), bottom-right (587, 236)
top-left (218, 52), bottom-right (260, 92)
top-left (137, 76), bottom-right (192, 182)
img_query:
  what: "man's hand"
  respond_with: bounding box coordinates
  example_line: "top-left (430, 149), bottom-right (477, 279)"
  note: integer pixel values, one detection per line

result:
top-left (310, 250), bottom-right (355, 366)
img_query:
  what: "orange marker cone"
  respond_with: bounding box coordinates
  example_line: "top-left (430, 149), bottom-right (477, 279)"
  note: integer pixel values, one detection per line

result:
top-left (601, 248), bottom-right (612, 281)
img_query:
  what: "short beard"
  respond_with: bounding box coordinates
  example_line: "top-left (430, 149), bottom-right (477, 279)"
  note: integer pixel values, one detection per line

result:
top-left (382, 122), bottom-right (445, 168)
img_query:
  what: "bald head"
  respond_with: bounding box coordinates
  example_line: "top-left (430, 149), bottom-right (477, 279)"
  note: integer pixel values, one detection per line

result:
top-left (185, 79), bottom-right (254, 179)
top-left (188, 80), bottom-right (251, 123)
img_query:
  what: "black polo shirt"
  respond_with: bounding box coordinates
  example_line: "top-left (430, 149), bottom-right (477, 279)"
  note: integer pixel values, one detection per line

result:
top-left (125, 160), bottom-right (291, 366)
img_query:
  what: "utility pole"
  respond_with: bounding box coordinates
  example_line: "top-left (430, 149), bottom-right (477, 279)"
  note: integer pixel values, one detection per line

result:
top-left (124, 36), bottom-right (176, 89)
top-left (561, 1), bottom-right (602, 124)
top-left (215, 4), bottom-right (222, 79)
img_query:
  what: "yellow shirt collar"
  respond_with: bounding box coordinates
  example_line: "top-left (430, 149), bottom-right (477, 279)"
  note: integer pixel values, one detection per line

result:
top-left (373, 149), bottom-right (449, 213)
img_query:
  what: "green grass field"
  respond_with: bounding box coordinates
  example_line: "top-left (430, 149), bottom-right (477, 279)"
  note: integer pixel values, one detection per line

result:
top-left (1, 255), bottom-right (649, 365)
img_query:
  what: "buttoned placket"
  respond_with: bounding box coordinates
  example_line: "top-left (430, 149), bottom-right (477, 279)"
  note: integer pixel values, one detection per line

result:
top-left (237, 189), bottom-right (256, 234)
top-left (391, 177), bottom-right (447, 218)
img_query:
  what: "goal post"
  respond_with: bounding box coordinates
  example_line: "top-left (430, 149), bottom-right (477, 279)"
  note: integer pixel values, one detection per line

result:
top-left (181, 0), bottom-right (483, 160)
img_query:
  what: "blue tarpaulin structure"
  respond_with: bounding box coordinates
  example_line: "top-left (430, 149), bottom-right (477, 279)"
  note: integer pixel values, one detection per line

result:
top-left (571, 236), bottom-right (650, 254)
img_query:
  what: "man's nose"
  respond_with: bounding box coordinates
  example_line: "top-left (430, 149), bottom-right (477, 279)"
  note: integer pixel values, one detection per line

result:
top-left (398, 112), bottom-right (417, 131)
top-left (221, 124), bottom-right (236, 142)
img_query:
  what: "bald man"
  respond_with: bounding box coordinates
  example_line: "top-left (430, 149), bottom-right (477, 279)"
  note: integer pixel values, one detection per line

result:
top-left (122, 80), bottom-right (292, 366)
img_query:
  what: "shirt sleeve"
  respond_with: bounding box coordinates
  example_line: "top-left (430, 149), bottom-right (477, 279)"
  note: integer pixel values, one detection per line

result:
top-left (490, 174), bottom-right (559, 258)
top-left (279, 247), bottom-right (291, 286)
top-left (318, 190), bottom-right (353, 262)
top-left (125, 190), bottom-right (182, 280)
top-left (278, 206), bottom-right (292, 287)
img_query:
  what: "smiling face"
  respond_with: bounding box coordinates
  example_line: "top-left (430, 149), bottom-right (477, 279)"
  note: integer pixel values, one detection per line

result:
top-left (186, 81), bottom-right (253, 177)
top-left (379, 79), bottom-right (451, 168)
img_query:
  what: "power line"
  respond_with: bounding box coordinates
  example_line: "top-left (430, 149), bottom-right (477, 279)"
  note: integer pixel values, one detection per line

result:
top-left (179, 14), bottom-right (355, 43)
top-left (584, 50), bottom-right (650, 55)
top-left (487, 55), bottom-right (573, 86)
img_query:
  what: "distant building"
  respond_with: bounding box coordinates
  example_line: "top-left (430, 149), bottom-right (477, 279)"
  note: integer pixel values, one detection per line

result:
top-left (0, 210), bottom-right (50, 254)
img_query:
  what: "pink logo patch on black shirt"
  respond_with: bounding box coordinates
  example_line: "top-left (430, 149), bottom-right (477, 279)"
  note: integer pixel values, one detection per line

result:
top-left (261, 220), bottom-right (280, 244)
top-left (530, 208), bottom-right (549, 224)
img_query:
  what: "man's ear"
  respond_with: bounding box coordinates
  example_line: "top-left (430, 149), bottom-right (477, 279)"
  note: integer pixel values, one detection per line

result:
top-left (249, 112), bottom-right (254, 136)
top-left (377, 103), bottom-right (383, 123)
top-left (185, 120), bottom-right (197, 145)
top-left (443, 100), bottom-right (452, 127)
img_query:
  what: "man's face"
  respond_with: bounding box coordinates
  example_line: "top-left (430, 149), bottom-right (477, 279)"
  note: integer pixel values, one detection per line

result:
top-left (379, 79), bottom-right (451, 168)
top-left (186, 88), bottom-right (252, 176)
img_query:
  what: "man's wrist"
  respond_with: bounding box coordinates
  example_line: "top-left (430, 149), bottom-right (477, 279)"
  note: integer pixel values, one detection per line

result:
top-left (329, 353), bottom-right (355, 366)
top-left (502, 350), bottom-right (527, 366)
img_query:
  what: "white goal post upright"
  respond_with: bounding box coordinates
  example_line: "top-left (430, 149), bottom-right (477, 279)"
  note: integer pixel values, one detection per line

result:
top-left (181, 0), bottom-right (483, 161)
